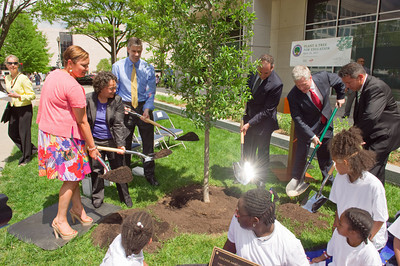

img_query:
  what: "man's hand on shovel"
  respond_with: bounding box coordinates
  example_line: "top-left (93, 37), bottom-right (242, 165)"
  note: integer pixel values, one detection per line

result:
top-left (241, 123), bottom-right (250, 136)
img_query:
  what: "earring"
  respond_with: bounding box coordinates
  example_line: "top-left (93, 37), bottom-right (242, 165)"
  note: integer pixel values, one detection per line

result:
top-left (69, 69), bottom-right (72, 73)
top-left (252, 223), bottom-right (256, 227)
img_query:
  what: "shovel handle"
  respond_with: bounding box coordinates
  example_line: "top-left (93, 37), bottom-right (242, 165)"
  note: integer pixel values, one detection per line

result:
top-left (316, 163), bottom-right (335, 198)
top-left (240, 120), bottom-right (244, 144)
top-left (97, 146), bottom-right (123, 153)
top-left (125, 109), bottom-right (178, 139)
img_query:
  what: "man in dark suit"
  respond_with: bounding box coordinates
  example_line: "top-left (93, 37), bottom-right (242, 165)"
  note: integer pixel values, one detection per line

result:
top-left (339, 62), bottom-right (400, 184)
top-left (342, 57), bottom-right (370, 118)
top-left (286, 65), bottom-right (345, 196)
top-left (241, 54), bottom-right (283, 185)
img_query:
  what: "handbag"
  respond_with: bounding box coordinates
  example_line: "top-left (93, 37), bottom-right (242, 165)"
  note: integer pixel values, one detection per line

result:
top-left (1, 102), bottom-right (11, 123)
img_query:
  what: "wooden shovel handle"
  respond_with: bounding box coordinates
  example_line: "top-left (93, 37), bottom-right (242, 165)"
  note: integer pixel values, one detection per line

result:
top-left (97, 146), bottom-right (123, 153)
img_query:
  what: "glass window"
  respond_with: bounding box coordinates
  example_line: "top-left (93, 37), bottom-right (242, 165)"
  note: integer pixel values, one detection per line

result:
top-left (307, 0), bottom-right (338, 24)
top-left (373, 20), bottom-right (400, 100)
top-left (380, 0), bottom-right (400, 12)
top-left (337, 23), bottom-right (375, 68)
top-left (339, 0), bottom-right (378, 19)
top-left (305, 28), bottom-right (336, 40)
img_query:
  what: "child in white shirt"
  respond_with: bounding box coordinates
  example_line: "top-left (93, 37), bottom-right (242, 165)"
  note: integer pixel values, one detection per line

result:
top-left (387, 215), bottom-right (400, 265)
top-left (329, 127), bottom-right (388, 250)
top-left (101, 211), bottom-right (153, 266)
top-left (312, 207), bottom-right (381, 265)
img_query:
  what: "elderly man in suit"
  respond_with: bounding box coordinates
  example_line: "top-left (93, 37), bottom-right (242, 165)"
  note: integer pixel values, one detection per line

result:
top-left (286, 65), bottom-right (345, 195)
top-left (241, 54), bottom-right (283, 186)
top-left (339, 62), bottom-right (400, 184)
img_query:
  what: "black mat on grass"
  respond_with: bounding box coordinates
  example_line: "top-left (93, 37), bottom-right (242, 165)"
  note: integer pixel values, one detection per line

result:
top-left (7, 197), bottom-right (121, 250)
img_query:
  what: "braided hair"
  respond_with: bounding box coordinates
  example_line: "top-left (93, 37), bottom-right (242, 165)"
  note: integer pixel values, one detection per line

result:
top-left (330, 127), bottom-right (375, 179)
top-left (344, 207), bottom-right (373, 244)
top-left (242, 188), bottom-right (275, 226)
top-left (121, 211), bottom-right (154, 256)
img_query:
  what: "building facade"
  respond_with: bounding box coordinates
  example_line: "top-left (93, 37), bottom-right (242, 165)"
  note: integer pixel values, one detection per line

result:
top-left (251, 0), bottom-right (400, 100)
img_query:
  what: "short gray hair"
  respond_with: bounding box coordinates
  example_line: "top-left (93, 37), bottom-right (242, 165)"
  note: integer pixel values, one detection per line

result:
top-left (338, 62), bottom-right (366, 79)
top-left (292, 65), bottom-right (311, 81)
top-left (5, 55), bottom-right (18, 64)
top-left (127, 37), bottom-right (142, 48)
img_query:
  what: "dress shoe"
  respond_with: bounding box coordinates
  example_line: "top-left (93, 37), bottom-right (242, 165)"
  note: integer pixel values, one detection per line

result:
top-left (146, 177), bottom-right (159, 186)
top-left (124, 198), bottom-right (133, 208)
top-left (92, 200), bottom-right (102, 208)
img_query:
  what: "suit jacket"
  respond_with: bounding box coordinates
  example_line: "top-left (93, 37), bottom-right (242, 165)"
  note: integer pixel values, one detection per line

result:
top-left (243, 70), bottom-right (283, 135)
top-left (287, 71), bottom-right (345, 141)
top-left (354, 75), bottom-right (400, 152)
top-left (86, 92), bottom-right (129, 147)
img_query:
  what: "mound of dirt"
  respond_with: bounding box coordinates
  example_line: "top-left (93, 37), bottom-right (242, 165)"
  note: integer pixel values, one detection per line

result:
top-left (92, 184), bottom-right (330, 253)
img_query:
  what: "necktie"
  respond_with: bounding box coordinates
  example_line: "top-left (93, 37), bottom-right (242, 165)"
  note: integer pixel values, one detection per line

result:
top-left (310, 89), bottom-right (327, 124)
top-left (131, 64), bottom-right (138, 108)
top-left (354, 91), bottom-right (359, 123)
top-left (252, 77), bottom-right (262, 93)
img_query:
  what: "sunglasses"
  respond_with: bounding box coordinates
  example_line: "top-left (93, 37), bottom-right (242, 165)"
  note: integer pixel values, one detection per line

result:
top-left (6, 62), bottom-right (19, 65)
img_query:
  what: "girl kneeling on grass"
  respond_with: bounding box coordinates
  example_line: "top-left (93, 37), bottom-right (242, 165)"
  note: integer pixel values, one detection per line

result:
top-left (329, 127), bottom-right (388, 251)
top-left (312, 207), bottom-right (381, 265)
top-left (101, 211), bottom-right (154, 266)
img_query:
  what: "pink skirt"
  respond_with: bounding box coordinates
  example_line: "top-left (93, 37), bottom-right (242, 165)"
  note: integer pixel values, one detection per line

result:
top-left (38, 129), bottom-right (91, 181)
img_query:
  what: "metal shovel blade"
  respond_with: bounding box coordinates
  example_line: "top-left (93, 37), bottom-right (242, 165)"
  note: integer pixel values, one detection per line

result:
top-left (175, 131), bottom-right (199, 141)
top-left (150, 149), bottom-right (173, 159)
top-left (233, 162), bottom-right (250, 185)
top-left (301, 190), bottom-right (328, 213)
top-left (286, 181), bottom-right (310, 197)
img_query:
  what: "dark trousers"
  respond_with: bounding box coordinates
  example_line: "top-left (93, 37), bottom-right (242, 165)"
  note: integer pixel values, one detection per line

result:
top-left (123, 101), bottom-right (155, 179)
top-left (365, 135), bottom-right (393, 184)
top-left (8, 104), bottom-right (37, 163)
top-left (89, 138), bottom-right (131, 204)
top-left (292, 134), bottom-right (332, 181)
top-left (243, 129), bottom-right (272, 180)
top-left (343, 89), bottom-right (356, 117)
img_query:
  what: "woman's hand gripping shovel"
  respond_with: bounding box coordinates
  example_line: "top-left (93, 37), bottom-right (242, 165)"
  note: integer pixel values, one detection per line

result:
top-left (286, 107), bottom-right (339, 197)
top-left (124, 108), bottom-right (199, 141)
top-left (97, 146), bottom-right (172, 162)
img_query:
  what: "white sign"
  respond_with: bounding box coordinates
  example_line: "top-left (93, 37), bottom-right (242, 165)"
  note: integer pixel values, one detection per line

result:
top-left (290, 37), bottom-right (353, 67)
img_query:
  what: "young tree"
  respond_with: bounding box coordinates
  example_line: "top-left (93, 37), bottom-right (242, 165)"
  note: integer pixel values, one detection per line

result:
top-left (0, 13), bottom-right (50, 73)
top-left (166, 0), bottom-right (256, 202)
top-left (96, 58), bottom-right (112, 72)
top-left (0, 0), bottom-right (37, 51)
top-left (37, 0), bottom-right (148, 64)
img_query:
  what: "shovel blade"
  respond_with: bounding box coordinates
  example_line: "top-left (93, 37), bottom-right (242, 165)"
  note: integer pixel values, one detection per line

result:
top-left (151, 149), bottom-right (173, 159)
top-left (302, 191), bottom-right (328, 213)
top-left (176, 132), bottom-right (199, 141)
top-left (233, 162), bottom-right (250, 185)
top-left (286, 182), bottom-right (310, 197)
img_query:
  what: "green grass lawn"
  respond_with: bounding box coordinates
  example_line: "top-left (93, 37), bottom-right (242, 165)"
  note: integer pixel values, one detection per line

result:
top-left (0, 108), bottom-right (399, 265)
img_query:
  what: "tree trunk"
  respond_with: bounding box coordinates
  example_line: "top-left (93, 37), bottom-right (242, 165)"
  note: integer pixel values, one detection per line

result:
top-left (203, 120), bottom-right (210, 203)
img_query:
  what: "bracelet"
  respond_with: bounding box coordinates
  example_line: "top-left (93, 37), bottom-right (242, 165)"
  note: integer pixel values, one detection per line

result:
top-left (322, 251), bottom-right (330, 259)
top-left (88, 146), bottom-right (97, 151)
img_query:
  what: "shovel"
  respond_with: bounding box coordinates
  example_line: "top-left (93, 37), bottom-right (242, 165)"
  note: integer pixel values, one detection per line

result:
top-left (97, 146), bottom-right (172, 162)
top-left (286, 107), bottom-right (338, 197)
top-left (301, 163), bottom-right (335, 213)
top-left (232, 120), bottom-right (253, 185)
top-left (125, 109), bottom-right (199, 141)
top-left (96, 156), bottom-right (133, 183)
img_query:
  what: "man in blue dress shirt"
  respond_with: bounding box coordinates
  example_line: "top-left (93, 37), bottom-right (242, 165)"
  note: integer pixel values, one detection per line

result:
top-left (112, 37), bottom-right (159, 186)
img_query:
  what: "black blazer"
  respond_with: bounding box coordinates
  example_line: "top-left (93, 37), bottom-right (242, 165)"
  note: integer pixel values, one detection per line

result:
top-left (244, 70), bottom-right (283, 135)
top-left (287, 71), bottom-right (345, 141)
top-left (86, 92), bottom-right (129, 147)
top-left (354, 75), bottom-right (400, 152)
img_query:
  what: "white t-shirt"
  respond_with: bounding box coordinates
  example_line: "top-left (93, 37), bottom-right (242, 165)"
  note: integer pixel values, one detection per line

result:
top-left (101, 234), bottom-right (144, 266)
top-left (329, 171), bottom-right (388, 250)
top-left (327, 229), bottom-right (381, 266)
top-left (227, 215), bottom-right (309, 266)
top-left (389, 216), bottom-right (400, 239)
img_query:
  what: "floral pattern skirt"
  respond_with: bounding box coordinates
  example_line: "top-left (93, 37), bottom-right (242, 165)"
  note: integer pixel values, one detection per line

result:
top-left (38, 129), bottom-right (91, 181)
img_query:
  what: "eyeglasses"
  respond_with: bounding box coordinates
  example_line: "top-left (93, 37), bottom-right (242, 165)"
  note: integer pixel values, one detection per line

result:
top-left (6, 62), bottom-right (19, 65)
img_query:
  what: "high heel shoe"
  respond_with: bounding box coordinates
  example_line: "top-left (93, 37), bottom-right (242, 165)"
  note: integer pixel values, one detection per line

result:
top-left (52, 221), bottom-right (78, 240)
top-left (69, 209), bottom-right (93, 226)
